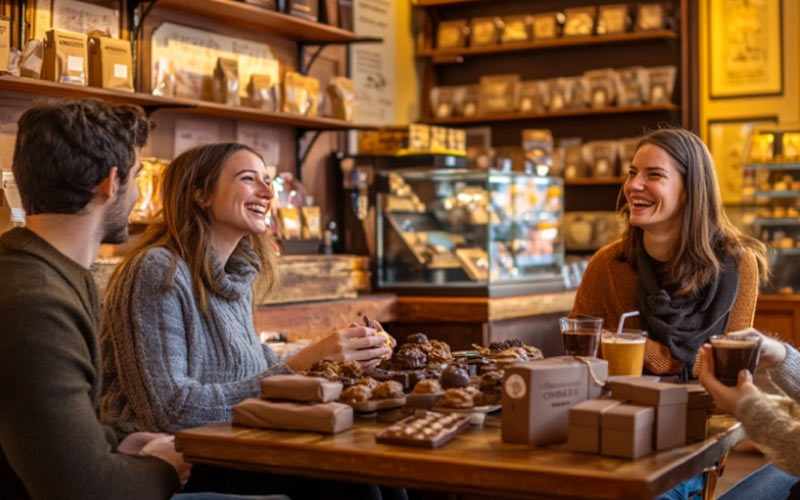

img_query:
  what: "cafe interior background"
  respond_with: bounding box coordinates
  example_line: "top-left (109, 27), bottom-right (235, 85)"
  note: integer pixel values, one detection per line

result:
top-left (0, 0), bottom-right (798, 495)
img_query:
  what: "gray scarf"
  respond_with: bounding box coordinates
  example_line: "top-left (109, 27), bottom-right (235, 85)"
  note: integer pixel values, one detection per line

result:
top-left (636, 247), bottom-right (739, 382)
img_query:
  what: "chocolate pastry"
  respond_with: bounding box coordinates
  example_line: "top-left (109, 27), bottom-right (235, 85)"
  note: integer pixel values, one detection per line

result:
top-left (397, 345), bottom-right (427, 369)
top-left (440, 365), bottom-right (470, 389)
top-left (362, 314), bottom-right (396, 360)
top-left (373, 380), bottom-right (404, 399)
top-left (424, 367), bottom-right (442, 380)
top-left (438, 388), bottom-right (474, 409)
top-left (339, 361), bottom-right (363, 379)
top-left (425, 340), bottom-right (453, 364)
top-left (465, 385), bottom-right (484, 406)
top-left (496, 346), bottom-right (528, 359)
top-left (340, 384), bottom-right (372, 403)
top-left (489, 339), bottom-right (523, 351)
top-left (413, 379), bottom-right (443, 394)
top-left (406, 333), bottom-right (429, 344)
top-left (478, 362), bottom-right (498, 375)
top-left (356, 376), bottom-right (379, 390)
top-left (365, 367), bottom-right (394, 382)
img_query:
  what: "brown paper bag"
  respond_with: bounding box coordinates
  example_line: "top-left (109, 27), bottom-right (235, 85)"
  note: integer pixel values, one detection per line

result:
top-left (283, 71), bottom-right (320, 116)
top-left (327, 76), bottom-right (356, 121)
top-left (213, 57), bottom-right (241, 106)
top-left (88, 31), bottom-right (133, 92)
top-left (43, 29), bottom-right (87, 86)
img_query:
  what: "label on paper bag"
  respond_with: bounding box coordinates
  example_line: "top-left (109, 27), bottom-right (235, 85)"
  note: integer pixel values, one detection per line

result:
top-left (114, 63), bottom-right (127, 78)
top-left (67, 55), bottom-right (83, 72)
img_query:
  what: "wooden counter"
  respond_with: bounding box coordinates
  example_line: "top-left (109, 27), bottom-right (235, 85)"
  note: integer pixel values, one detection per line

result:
top-left (754, 294), bottom-right (800, 346)
top-left (391, 291), bottom-right (576, 355)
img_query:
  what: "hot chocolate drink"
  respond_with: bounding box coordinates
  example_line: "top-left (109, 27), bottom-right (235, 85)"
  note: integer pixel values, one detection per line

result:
top-left (710, 335), bottom-right (762, 387)
top-left (562, 330), bottom-right (601, 357)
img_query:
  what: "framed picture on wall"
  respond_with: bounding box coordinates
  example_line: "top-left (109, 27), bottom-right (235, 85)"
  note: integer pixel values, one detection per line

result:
top-left (709, 0), bottom-right (783, 98)
top-left (707, 116), bottom-right (777, 204)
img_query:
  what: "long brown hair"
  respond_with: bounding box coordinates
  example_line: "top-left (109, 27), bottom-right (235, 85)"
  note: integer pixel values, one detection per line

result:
top-left (110, 142), bottom-right (278, 313)
top-left (617, 127), bottom-right (768, 296)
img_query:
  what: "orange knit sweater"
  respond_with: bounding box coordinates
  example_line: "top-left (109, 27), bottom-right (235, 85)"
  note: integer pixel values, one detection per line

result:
top-left (570, 240), bottom-right (759, 376)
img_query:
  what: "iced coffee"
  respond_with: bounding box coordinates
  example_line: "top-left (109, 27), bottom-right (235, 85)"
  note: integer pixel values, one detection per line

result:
top-left (601, 330), bottom-right (647, 376)
top-left (710, 333), bottom-right (762, 386)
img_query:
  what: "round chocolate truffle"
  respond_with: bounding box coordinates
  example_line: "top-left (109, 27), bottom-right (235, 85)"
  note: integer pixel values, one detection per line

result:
top-left (397, 346), bottom-right (427, 369)
top-left (440, 364), bottom-right (470, 389)
top-left (406, 332), bottom-right (429, 344)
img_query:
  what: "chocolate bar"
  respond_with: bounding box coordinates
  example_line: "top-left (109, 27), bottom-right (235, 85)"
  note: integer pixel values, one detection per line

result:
top-left (376, 410), bottom-right (471, 448)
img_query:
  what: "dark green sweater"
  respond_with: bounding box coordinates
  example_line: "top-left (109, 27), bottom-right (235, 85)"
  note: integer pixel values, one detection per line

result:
top-left (0, 227), bottom-right (180, 500)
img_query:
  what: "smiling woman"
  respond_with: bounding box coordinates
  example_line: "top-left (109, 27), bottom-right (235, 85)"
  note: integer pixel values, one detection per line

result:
top-left (570, 127), bottom-right (768, 382)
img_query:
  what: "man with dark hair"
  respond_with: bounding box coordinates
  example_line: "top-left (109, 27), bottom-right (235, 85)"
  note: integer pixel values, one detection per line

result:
top-left (0, 99), bottom-right (190, 499)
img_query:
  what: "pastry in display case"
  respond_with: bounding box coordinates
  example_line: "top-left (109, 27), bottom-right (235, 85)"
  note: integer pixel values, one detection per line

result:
top-left (376, 168), bottom-right (565, 297)
top-left (741, 124), bottom-right (800, 294)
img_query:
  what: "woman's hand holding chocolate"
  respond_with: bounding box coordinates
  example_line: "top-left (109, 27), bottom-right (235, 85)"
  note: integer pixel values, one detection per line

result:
top-left (287, 326), bottom-right (392, 371)
top-left (698, 344), bottom-right (759, 415)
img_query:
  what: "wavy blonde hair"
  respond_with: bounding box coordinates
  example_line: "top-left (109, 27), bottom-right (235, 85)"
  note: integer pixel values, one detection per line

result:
top-left (110, 143), bottom-right (278, 313)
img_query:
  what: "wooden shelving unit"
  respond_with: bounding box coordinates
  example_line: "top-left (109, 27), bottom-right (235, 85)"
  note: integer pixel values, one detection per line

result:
top-left (418, 30), bottom-right (679, 61)
top-left (413, 0), bottom-right (484, 6)
top-left (0, 75), bottom-right (375, 130)
top-left (564, 177), bottom-right (626, 186)
top-left (154, 0), bottom-right (380, 44)
top-left (425, 104), bottom-right (679, 125)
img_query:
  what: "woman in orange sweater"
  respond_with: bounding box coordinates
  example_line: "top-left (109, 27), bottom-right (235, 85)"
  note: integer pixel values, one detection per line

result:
top-left (571, 128), bottom-right (767, 381)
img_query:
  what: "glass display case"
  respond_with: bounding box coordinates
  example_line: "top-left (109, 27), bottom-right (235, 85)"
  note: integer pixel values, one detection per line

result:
top-left (742, 124), bottom-right (800, 294)
top-left (375, 168), bottom-right (565, 297)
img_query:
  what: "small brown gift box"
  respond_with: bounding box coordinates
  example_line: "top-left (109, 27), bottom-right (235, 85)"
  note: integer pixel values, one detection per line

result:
top-left (233, 398), bottom-right (353, 433)
top-left (685, 384), bottom-right (714, 441)
top-left (628, 381), bottom-right (687, 451)
top-left (260, 374), bottom-right (343, 403)
top-left (609, 377), bottom-right (641, 401)
top-left (567, 399), bottom-right (621, 453)
top-left (502, 356), bottom-right (608, 446)
top-left (601, 404), bottom-right (654, 459)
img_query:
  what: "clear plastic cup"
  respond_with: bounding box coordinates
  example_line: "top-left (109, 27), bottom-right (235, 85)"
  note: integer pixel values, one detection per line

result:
top-left (560, 317), bottom-right (603, 357)
top-left (601, 329), bottom-right (647, 376)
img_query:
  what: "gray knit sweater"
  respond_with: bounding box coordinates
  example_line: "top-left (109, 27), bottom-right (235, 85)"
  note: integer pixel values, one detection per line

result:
top-left (99, 243), bottom-right (292, 435)
top-left (736, 344), bottom-right (800, 477)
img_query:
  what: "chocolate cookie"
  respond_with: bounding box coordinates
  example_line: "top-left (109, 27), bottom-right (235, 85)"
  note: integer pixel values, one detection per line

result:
top-left (373, 380), bottom-right (404, 399)
top-left (412, 379), bottom-right (443, 394)
top-left (340, 384), bottom-right (372, 403)
top-left (438, 388), bottom-right (474, 409)
top-left (397, 345), bottom-right (427, 369)
top-left (356, 376), bottom-right (379, 390)
top-left (440, 365), bottom-right (469, 389)
top-left (406, 333), bottom-right (429, 344)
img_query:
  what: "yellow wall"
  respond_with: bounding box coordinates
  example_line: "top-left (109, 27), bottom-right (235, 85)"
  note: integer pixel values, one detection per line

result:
top-left (700, 1), bottom-right (800, 132)
top-left (394, 0), bottom-right (419, 123)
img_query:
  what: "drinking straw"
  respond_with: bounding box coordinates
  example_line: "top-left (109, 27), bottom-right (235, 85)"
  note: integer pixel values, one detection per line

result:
top-left (616, 311), bottom-right (640, 340)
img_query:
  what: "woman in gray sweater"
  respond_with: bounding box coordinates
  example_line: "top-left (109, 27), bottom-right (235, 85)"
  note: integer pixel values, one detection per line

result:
top-left (699, 329), bottom-right (800, 499)
top-left (99, 143), bottom-right (391, 436)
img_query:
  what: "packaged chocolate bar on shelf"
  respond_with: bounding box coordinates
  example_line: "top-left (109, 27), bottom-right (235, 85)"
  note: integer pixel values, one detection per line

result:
top-left (376, 410), bottom-right (471, 448)
top-left (647, 66), bottom-right (677, 105)
top-left (478, 74), bottom-right (520, 114)
top-left (616, 66), bottom-right (649, 107)
top-left (584, 68), bottom-right (618, 109)
top-left (563, 7), bottom-right (597, 37)
top-left (43, 28), bottom-right (87, 86)
top-left (437, 20), bottom-right (470, 49)
top-left (582, 140), bottom-right (619, 178)
top-left (532, 12), bottom-right (562, 40)
top-left (327, 76), bottom-right (357, 121)
top-left (500, 15), bottom-right (533, 44)
top-left (212, 57), bottom-right (240, 106)
top-left (635, 3), bottom-right (667, 31)
top-left (518, 81), bottom-right (548, 114)
top-left (282, 71), bottom-right (320, 116)
top-left (597, 4), bottom-right (630, 35)
top-left (454, 84), bottom-right (480, 117)
top-left (87, 30), bottom-right (134, 93)
top-left (430, 86), bottom-right (459, 119)
top-left (470, 17), bottom-right (502, 46)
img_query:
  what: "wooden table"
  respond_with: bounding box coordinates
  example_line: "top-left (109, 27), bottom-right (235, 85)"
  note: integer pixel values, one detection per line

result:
top-left (175, 414), bottom-right (743, 500)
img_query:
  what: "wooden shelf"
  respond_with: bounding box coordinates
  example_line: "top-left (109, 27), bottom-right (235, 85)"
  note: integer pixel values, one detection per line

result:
top-left (744, 162), bottom-right (800, 171)
top-left (413, 0), bottom-right (483, 6)
top-left (155, 0), bottom-right (381, 44)
top-left (0, 75), bottom-right (376, 130)
top-left (419, 31), bottom-right (679, 61)
top-left (565, 176), bottom-right (626, 186)
top-left (424, 104), bottom-right (680, 125)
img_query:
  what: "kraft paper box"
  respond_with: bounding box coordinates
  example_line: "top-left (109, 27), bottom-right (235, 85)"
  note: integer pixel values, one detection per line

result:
top-left (601, 404), bottom-right (654, 459)
top-left (567, 399), bottom-right (621, 453)
top-left (686, 383), bottom-right (715, 410)
top-left (43, 29), bottom-right (88, 86)
top-left (501, 356), bottom-right (608, 446)
top-left (88, 32), bottom-right (134, 92)
top-left (260, 374), bottom-right (342, 403)
top-left (233, 398), bottom-right (353, 434)
top-left (0, 16), bottom-right (9, 73)
top-left (628, 381), bottom-right (687, 451)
